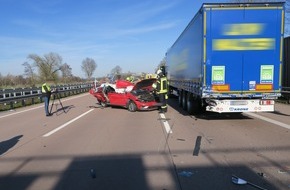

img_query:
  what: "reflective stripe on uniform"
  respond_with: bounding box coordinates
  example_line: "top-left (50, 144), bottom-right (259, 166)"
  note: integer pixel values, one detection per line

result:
top-left (158, 77), bottom-right (168, 94)
top-left (42, 83), bottom-right (51, 93)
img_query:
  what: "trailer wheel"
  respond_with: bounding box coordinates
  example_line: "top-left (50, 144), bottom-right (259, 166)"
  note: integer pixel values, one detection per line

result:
top-left (192, 97), bottom-right (202, 114)
top-left (128, 101), bottom-right (137, 112)
top-left (187, 93), bottom-right (203, 114)
top-left (167, 86), bottom-right (172, 98)
top-left (187, 93), bottom-right (194, 114)
top-left (178, 91), bottom-right (182, 107)
top-left (182, 91), bottom-right (187, 110)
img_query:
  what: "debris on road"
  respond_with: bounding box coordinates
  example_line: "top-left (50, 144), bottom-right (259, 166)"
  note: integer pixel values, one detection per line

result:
top-left (232, 175), bottom-right (268, 190)
top-left (178, 171), bottom-right (193, 177)
top-left (257, 172), bottom-right (266, 178)
top-left (90, 169), bottom-right (96, 179)
top-left (193, 136), bottom-right (202, 156)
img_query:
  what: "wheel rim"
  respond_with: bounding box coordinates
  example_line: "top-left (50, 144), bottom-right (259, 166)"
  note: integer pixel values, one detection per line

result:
top-left (128, 102), bottom-right (136, 112)
top-left (101, 102), bottom-right (106, 107)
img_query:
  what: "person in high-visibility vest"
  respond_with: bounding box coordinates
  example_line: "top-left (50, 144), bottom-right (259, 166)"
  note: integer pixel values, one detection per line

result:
top-left (42, 82), bottom-right (52, 116)
top-left (156, 69), bottom-right (168, 113)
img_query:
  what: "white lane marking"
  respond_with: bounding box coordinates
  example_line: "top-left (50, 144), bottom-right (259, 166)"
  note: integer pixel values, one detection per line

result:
top-left (43, 109), bottom-right (94, 137)
top-left (0, 106), bottom-right (43, 119)
top-left (0, 93), bottom-right (89, 119)
top-left (159, 113), bottom-right (172, 134)
top-left (244, 112), bottom-right (290, 130)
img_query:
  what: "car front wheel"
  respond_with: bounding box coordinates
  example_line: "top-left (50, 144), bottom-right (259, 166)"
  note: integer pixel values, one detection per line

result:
top-left (128, 101), bottom-right (137, 112)
top-left (100, 101), bottom-right (107, 107)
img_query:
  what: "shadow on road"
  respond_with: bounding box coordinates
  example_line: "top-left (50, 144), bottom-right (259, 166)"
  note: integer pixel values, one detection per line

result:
top-left (0, 135), bottom-right (23, 155)
top-left (51, 105), bottom-right (75, 116)
top-left (272, 110), bottom-right (290, 117)
top-left (0, 149), bottom-right (284, 190)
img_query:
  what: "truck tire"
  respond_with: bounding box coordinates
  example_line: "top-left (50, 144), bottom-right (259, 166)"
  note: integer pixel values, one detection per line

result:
top-left (128, 101), bottom-right (137, 112)
top-left (187, 93), bottom-right (203, 114)
top-left (167, 86), bottom-right (172, 98)
top-left (182, 91), bottom-right (187, 110)
top-left (178, 91), bottom-right (182, 107)
top-left (192, 97), bottom-right (202, 114)
top-left (187, 93), bottom-right (194, 114)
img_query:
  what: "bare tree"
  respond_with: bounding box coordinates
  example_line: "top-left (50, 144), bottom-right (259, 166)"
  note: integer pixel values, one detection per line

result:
top-left (14, 75), bottom-right (26, 87)
top-left (81, 58), bottom-right (97, 80)
top-left (60, 63), bottom-right (72, 84)
top-left (111, 65), bottom-right (122, 75)
top-left (3, 74), bottom-right (14, 87)
top-left (27, 52), bottom-right (62, 82)
top-left (22, 62), bottom-right (36, 86)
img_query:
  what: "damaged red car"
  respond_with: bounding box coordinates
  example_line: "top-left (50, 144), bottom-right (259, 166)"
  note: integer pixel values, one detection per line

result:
top-left (89, 78), bottom-right (160, 112)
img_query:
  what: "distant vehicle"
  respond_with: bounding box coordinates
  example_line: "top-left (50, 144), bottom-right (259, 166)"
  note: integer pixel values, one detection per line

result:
top-left (89, 78), bottom-right (159, 112)
top-left (166, 2), bottom-right (285, 114)
top-left (145, 73), bottom-right (157, 79)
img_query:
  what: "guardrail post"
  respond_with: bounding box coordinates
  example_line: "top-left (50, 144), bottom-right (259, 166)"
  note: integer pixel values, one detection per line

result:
top-left (10, 101), bottom-right (14, 109)
top-left (22, 99), bottom-right (25, 107)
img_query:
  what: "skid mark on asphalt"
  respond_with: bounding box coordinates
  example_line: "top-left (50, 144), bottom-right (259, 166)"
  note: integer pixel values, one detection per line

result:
top-left (43, 109), bottom-right (94, 137)
top-left (244, 112), bottom-right (290, 130)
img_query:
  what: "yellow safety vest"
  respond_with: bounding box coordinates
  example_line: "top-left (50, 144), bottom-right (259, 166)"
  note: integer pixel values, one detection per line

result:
top-left (157, 76), bottom-right (168, 94)
top-left (42, 83), bottom-right (51, 93)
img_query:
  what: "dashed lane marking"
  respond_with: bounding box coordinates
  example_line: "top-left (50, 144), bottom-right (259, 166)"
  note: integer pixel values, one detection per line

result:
top-left (43, 109), bottom-right (94, 137)
top-left (159, 113), bottom-right (172, 134)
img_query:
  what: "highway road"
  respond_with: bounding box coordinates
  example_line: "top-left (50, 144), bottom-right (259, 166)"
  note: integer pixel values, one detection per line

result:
top-left (0, 93), bottom-right (290, 190)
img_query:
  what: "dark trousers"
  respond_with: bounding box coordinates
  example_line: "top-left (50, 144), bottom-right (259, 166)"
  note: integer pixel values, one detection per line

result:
top-left (159, 93), bottom-right (167, 112)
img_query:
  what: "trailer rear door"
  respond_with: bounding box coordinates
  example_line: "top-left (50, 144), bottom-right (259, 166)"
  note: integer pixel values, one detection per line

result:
top-left (205, 4), bottom-right (284, 96)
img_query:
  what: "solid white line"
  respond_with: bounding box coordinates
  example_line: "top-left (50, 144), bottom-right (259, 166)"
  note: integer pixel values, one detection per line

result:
top-left (0, 93), bottom-right (89, 119)
top-left (159, 113), bottom-right (172, 134)
top-left (0, 106), bottom-right (43, 119)
top-left (43, 109), bottom-right (94, 137)
top-left (244, 112), bottom-right (290, 130)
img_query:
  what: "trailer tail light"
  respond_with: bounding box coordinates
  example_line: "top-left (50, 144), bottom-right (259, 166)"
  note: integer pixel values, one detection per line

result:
top-left (260, 100), bottom-right (274, 105)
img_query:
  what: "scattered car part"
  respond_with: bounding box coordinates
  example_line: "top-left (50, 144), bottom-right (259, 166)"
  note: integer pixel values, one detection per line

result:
top-left (232, 175), bottom-right (267, 190)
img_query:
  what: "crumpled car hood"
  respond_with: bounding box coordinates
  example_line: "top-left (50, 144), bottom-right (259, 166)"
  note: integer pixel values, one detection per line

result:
top-left (132, 78), bottom-right (156, 91)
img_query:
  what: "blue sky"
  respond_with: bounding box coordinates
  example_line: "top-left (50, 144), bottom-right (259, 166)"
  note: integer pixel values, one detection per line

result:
top-left (0, 0), bottom-right (222, 78)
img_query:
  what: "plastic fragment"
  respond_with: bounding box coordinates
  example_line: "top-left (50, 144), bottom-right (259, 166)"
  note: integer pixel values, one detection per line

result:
top-left (90, 169), bottom-right (96, 178)
top-left (178, 171), bottom-right (193, 177)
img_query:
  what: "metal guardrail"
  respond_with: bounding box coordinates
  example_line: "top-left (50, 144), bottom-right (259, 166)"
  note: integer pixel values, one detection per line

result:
top-left (0, 83), bottom-right (93, 110)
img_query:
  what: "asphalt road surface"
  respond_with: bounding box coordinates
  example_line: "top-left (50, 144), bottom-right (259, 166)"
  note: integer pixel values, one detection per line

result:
top-left (0, 93), bottom-right (290, 190)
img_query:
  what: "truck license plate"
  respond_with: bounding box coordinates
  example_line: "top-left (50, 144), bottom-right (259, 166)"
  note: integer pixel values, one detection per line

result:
top-left (230, 101), bottom-right (248, 105)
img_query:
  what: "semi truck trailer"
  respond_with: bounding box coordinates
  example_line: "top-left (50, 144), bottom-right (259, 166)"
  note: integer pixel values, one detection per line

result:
top-left (282, 36), bottom-right (290, 102)
top-left (166, 3), bottom-right (285, 114)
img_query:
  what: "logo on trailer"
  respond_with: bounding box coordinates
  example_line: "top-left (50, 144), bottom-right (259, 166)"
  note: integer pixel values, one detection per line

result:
top-left (229, 107), bottom-right (249, 111)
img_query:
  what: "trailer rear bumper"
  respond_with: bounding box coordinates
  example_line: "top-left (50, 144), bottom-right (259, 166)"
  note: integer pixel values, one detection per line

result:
top-left (206, 99), bottom-right (275, 113)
